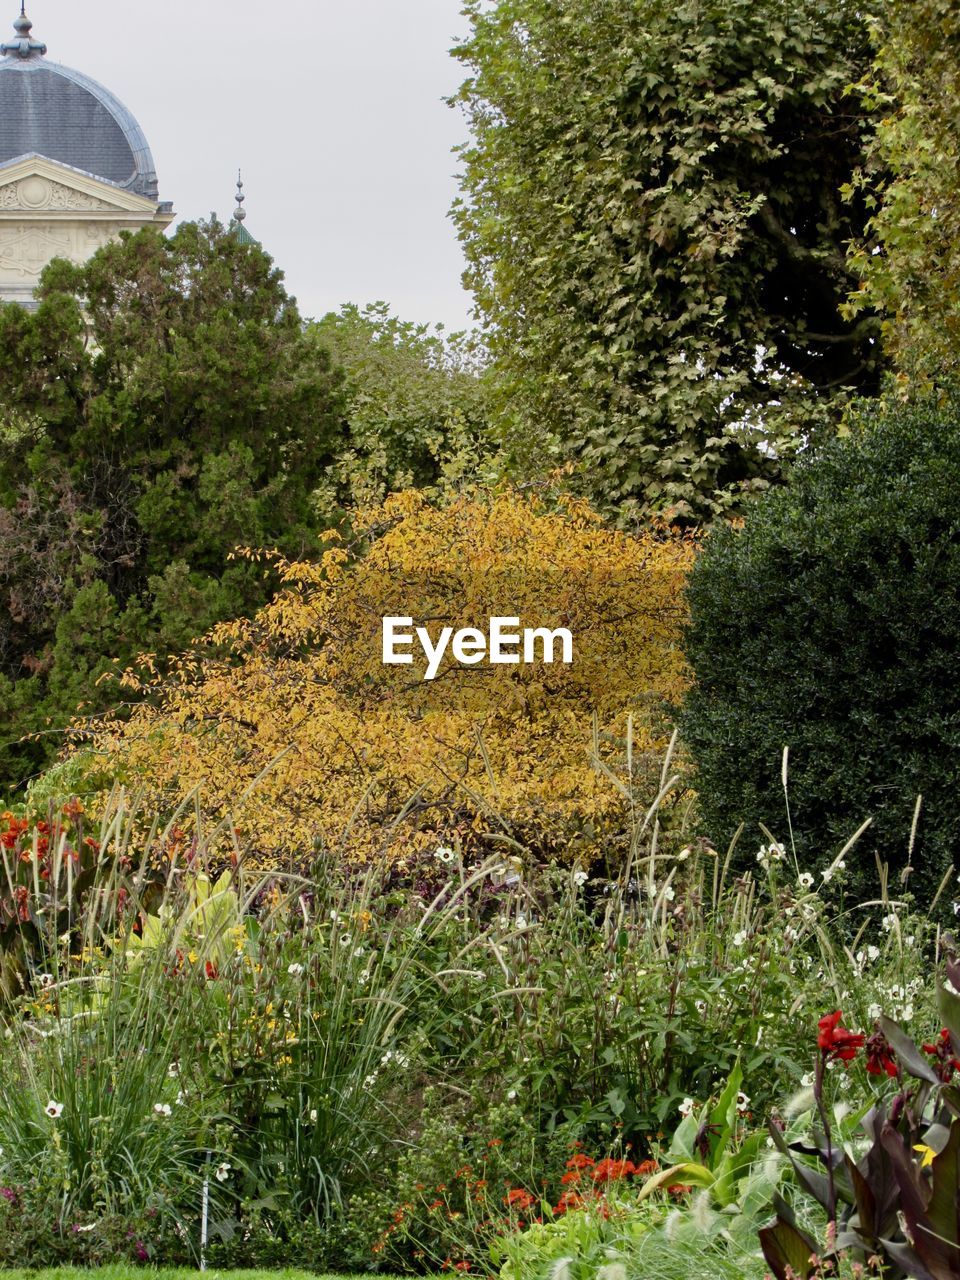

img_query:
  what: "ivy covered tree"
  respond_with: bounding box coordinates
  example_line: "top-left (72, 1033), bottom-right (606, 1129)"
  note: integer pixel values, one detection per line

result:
top-left (0, 219), bottom-right (343, 789)
top-left (451, 0), bottom-right (884, 520)
top-left (845, 0), bottom-right (960, 384)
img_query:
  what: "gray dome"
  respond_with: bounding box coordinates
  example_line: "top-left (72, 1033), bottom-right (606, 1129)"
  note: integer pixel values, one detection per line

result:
top-left (0, 11), bottom-right (160, 199)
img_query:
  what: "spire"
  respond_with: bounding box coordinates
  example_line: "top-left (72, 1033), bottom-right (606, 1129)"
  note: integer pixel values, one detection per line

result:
top-left (229, 170), bottom-right (258, 247)
top-left (1, 7), bottom-right (46, 58)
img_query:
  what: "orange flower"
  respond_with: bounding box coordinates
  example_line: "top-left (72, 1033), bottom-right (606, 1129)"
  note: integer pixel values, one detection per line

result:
top-left (591, 1158), bottom-right (635, 1183)
top-left (554, 1191), bottom-right (585, 1215)
top-left (565, 1153), bottom-right (595, 1170)
top-left (504, 1188), bottom-right (535, 1210)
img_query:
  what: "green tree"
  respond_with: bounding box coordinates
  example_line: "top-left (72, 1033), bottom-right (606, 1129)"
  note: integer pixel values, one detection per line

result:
top-left (0, 219), bottom-right (342, 789)
top-left (452, 0), bottom-right (884, 520)
top-left (680, 391), bottom-right (960, 907)
top-left (845, 0), bottom-right (960, 384)
top-left (308, 302), bottom-right (497, 511)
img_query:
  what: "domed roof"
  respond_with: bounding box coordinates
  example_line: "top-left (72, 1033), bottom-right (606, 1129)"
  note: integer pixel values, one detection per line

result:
top-left (0, 9), bottom-right (160, 199)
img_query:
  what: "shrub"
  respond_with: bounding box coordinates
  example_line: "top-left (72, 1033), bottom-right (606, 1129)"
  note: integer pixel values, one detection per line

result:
top-left (681, 391), bottom-right (960, 905)
top-left (77, 484), bottom-right (695, 870)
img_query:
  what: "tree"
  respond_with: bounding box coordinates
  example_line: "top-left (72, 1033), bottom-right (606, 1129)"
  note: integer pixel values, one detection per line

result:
top-left (845, 0), bottom-right (960, 384)
top-left (0, 219), bottom-right (342, 789)
top-left (79, 485), bottom-right (696, 871)
top-left (451, 0), bottom-right (884, 521)
top-left (680, 391), bottom-right (960, 907)
top-left (308, 303), bottom-right (497, 511)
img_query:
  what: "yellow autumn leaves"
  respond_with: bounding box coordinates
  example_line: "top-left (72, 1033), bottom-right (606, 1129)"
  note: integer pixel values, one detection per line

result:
top-left (81, 486), bottom-right (696, 869)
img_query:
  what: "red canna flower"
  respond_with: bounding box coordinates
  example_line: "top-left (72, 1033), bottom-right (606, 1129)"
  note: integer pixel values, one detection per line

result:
top-left (864, 1028), bottom-right (898, 1078)
top-left (818, 1010), bottom-right (864, 1063)
top-left (922, 1029), bottom-right (960, 1082)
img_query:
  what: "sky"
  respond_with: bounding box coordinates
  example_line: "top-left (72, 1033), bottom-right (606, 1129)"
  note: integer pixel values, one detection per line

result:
top-left (18, 0), bottom-right (478, 331)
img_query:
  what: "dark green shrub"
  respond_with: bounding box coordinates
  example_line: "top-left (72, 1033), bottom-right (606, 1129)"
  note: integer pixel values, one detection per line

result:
top-left (681, 390), bottom-right (960, 904)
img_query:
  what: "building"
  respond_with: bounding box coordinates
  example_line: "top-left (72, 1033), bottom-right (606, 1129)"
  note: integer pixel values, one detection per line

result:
top-left (0, 7), bottom-right (173, 308)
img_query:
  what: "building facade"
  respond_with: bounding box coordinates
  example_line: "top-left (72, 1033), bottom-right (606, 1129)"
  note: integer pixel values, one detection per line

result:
top-left (0, 8), bottom-right (172, 307)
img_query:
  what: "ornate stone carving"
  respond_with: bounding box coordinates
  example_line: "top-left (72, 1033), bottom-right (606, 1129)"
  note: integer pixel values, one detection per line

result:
top-left (0, 177), bottom-right (117, 211)
top-left (0, 224), bottom-right (74, 276)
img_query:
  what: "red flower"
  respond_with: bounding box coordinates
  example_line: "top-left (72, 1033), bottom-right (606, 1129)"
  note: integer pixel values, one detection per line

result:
top-left (503, 1188), bottom-right (535, 1210)
top-left (634, 1158), bottom-right (659, 1176)
top-left (204, 960), bottom-right (218, 980)
top-left (668, 1183), bottom-right (693, 1198)
top-left (591, 1158), bottom-right (635, 1183)
top-left (565, 1153), bottom-right (595, 1170)
top-left (554, 1191), bottom-right (586, 1215)
top-left (818, 1011), bottom-right (864, 1063)
top-left (864, 1029), bottom-right (898, 1078)
top-left (560, 1170), bottom-right (582, 1185)
top-left (922, 1029), bottom-right (960, 1082)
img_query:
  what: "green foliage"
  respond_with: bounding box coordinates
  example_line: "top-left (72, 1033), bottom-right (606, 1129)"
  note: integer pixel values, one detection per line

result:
top-left (451, 0), bottom-right (884, 521)
top-left (308, 302), bottom-right (497, 511)
top-left (0, 219), bottom-right (342, 790)
top-left (681, 390), bottom-right (960, 904)
top-left (845, 0), bottom-right (960, 384)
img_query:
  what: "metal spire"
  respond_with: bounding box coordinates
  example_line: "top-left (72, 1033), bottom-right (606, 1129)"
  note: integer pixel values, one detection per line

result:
top-left (233, 171), bottom-right (246, 224)
top-left (2, 7), bottom-right (46, 58)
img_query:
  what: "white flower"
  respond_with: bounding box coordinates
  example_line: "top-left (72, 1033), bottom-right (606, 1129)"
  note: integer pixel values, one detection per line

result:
top-left (37, 973), bottom-right (54, 988)
top-left (214, 1161), bottom-right (231, 1182)
top-left (287, 962), bottom-right (304, 977)
top-left (821, 867), bottom-right (834, 883)
top-left (516, 914), bottom-right (528, 929)
top-left (662, 885), bottom-right (675, 902)
top-left (44, 1099), bottom-right (63, 1119)
top-left (506, 1089), bottom-right (517, 1101)
top-left (167, 1062), bottom-right (179, 1078)
top-left (309, 1108), bottom-right (318, 1123)
top-left (573, 870), bottom-right (588, 887)
top-left (435, 846), bottom-right (456, 864)
top-left (732, 930), bottom-right (748, 946)
top-left (676, 847), bottom-right (691, 863)
top-left (363, 1073), bottom-right (378, 1088)
top-left (867, 945), bottom-right (880, 962)
top-left (736, 1091), bottom-right (750, 1113)
top-left (800, 1073), bottom-right (814, 1088)
top-left (339, 933), bottom-right (352, 946)
top-left (881, 913), bottom-right (898, 931)
top-left (176, 1091), bottom-right (185, 1106)
top-left (678, 1097), bottom-right (695, 1117)
top-left (784, 925), bottom-right (799, 943)
top-left (153, 1103), bottom-right (172, 1117)
top-left (797, 872), bottom-right (814, 890)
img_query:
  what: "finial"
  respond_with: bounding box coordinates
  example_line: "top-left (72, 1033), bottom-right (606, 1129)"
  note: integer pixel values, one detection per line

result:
top-left (233, 170), bottom-right (247, 223)
top-left (2, 7), bottom-right (46, 58)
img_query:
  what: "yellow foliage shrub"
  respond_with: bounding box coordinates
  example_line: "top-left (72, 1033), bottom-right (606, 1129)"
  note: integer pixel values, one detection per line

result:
top-left (81, 487), bottom-right (695, 870)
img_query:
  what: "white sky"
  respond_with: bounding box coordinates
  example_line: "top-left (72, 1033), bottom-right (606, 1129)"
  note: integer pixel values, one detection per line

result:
top-left (20, 0), bottom-right (477, 330)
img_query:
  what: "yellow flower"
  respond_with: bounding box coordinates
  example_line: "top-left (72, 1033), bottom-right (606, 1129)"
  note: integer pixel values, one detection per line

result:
top-left (914, 1144), bottom-right (936, 1169)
